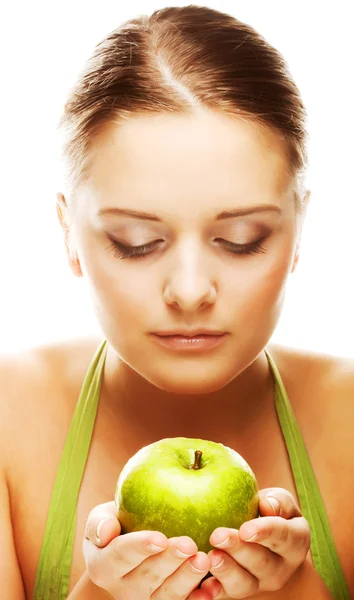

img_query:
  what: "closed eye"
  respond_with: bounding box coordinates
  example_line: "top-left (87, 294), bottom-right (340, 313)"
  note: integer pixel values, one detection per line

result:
top-left (214, 238), bottom-right (267, 256)
top-left (106, 236), bottom-right (268, 259)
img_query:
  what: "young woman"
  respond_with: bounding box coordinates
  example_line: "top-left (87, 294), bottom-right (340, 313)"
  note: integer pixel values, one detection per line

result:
top-left (1, 5), bottom-right (353, 600)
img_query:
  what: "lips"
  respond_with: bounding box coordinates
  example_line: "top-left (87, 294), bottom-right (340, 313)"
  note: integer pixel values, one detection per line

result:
top-left (154, 331), bottom-right (226, 337)
top-left (150, 332), bottom-right (228, 352)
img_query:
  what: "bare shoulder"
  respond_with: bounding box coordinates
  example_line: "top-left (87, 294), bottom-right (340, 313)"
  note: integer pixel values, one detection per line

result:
top-left (0, 334), bottom-right (103, 398)
top-left (267, 341), bottom-right (354, 375)
top-left (0, 335), bottom-right (103, 469)
top-left (267, 341), bottom-right (354, 401)
top-left (268, 341), bottom-right (354, 470)
top-left (0, 334), bottom-right (103, 387)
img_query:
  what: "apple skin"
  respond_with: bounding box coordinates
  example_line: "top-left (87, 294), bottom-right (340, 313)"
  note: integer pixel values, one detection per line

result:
top-left (115, 437), bottom-right (259, 553)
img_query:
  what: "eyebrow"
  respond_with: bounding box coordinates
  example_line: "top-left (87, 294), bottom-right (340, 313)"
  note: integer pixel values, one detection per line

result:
top-left (97, 204), bottom-right (282, 221)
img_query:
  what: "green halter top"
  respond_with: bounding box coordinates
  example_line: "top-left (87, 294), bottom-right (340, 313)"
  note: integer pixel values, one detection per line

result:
top-left (32, 339), bottom-right (349, 599)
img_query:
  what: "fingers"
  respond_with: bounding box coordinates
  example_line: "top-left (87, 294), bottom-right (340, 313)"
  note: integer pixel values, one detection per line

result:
top-left (205, 530), bottom-right (283, 598)
top-left (204, 495), bottom-right (311, 599)
top-left (239, 515), bottom-right (310, 562)
top-left (122, 536), bottom-right (208, 595)
top-left (146, 543), bottom-right (211, 600)
top-left (83, 500), bottom-right (212, 598)
top-left (84, 500), bottom-right (121, 547)
top-left (83, 529), bottom-right (169, 590)
top-left (258, 487), bottom-right (302, 519)
top-left (202, 546), bottom-right (259, 599)
top-left (238, 487), bottom-right (308, 562)
top-left (189, 586), bottom-right (218, 600)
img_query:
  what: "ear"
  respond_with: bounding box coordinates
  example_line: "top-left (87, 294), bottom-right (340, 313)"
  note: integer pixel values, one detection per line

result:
top-left (291, 189), bottom-right (311, 274)
top-left (56, 193), bottom-right (83, 278)
top-left (291, 245), bottom-right (300, 273)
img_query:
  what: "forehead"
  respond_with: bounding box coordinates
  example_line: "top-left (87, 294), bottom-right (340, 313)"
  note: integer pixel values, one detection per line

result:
top-left (83, 109), bottom-right (293, 215)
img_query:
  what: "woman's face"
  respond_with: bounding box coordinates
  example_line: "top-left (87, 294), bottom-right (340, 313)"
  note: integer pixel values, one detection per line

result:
top-left (61, 109), bottom-right (301, 395)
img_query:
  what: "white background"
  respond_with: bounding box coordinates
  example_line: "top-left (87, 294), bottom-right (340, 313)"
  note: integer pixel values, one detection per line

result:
top-left (0, 1), bottom-right (353, 356)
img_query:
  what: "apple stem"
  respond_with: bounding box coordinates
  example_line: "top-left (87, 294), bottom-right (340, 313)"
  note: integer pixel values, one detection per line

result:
top-left (191, 450), bottom-right (202, 470)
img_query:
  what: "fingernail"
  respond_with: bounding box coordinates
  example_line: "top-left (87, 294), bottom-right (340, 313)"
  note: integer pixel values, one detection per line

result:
top-left (96, 518), bottom-right (109, 542)
top-left (176, 548), bottom-right (196, 558)
top-left (265, 496), bottom-right (280, 516)
top-left (190, 562), bottom-right (207, 573)
top-left (243, 533), bottom-right (258, 542)
top-left (211, 556), bottom-right (225, 569)
top-left (148, 543), bottom-right (166, 553)
top-left (213, 536), bottom-right (231, 548)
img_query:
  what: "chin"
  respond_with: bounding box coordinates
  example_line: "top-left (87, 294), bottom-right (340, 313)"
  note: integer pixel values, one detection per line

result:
top-left (143, 369), bottom-right (234, 396)
top-left (125, 348), bottom-right (242, 395)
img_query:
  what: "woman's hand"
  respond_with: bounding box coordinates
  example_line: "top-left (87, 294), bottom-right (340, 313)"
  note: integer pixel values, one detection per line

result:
top-left (83, 500), bottom-right (214, 600)
top-left (201, 487), bottom-right (311, 599)
top-left (83, 487), bottom-right (311, 600)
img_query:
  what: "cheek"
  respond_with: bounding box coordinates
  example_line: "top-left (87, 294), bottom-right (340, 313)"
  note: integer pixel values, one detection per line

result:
top-left (228, 249), bottom-right (293, 320)
top-left (89, 262), bottom-right (153, 323)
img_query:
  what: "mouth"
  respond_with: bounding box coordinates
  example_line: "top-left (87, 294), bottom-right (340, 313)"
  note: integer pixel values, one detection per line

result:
top-left (153, 330), bottom-right (227, 337)
top-left (150, 332), bottom-right (228, 352)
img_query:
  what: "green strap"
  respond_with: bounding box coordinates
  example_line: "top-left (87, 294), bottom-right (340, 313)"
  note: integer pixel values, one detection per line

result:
top-left (265, 349), bottom-right (350, 600)
top-left (32, 340), bottom-right (108, 600)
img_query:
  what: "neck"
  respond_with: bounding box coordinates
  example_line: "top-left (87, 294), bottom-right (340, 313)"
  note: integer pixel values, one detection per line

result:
top-left (99, 344), bottom-right (275, 447)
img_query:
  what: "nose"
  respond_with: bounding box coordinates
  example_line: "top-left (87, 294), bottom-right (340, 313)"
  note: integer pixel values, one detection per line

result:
top-left (163, 239), bottom-right (217, 311)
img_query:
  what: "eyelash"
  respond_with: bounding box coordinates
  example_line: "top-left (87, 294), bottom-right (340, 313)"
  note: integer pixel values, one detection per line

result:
top-left (107, 237), bottom-right (267, 259)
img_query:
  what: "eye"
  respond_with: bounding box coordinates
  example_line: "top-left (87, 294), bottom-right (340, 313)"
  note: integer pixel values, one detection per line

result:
top-left (215, 237), bottom-right (268, 256)
top-left (106, 236), bottom-right (268, 260)
top-left (106, 239), bottom-right (162, 259)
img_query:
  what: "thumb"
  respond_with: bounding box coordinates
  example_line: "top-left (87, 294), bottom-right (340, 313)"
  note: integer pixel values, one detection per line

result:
top-left (84, 500), bottom-right (121, 547)
top-left (258, 487), bottom-right (302, 519)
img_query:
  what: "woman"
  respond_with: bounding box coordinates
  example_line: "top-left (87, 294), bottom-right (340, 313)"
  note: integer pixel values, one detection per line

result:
top-left (0, 5), bottom-right (352, 600)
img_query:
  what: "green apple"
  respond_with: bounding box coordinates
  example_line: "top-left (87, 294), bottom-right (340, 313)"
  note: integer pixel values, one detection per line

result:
top-left (115, 437), bottom-right (259, 553)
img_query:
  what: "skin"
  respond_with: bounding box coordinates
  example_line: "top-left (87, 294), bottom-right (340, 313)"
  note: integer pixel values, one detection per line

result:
top-left (81, 490), bottom-right (315, 600)
top-left (56, 107), bottom-right (318, 598)
top-left (57, 107), bottom-right (306, 435)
